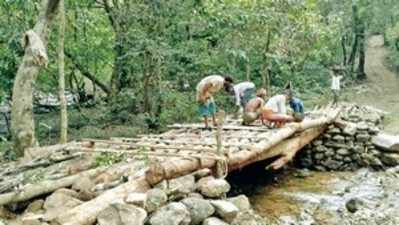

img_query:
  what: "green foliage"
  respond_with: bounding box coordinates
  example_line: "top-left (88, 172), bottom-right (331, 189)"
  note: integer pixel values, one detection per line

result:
top-left (94, 152), bottom-right (125, 167)
top-left (2, 0), bottom-right (399, 147)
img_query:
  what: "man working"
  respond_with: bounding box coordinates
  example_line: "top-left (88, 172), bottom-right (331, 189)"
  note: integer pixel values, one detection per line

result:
top-left (289, 97), bottom-right (305, 122)
top-left (242, 88), bottom-right (267, 125)
top-left (263, 89), bottom-right (295, 127)
top-left (196, 75), bottom-right (234, 128)
top-left (233, 81), bottom-right (256, 112)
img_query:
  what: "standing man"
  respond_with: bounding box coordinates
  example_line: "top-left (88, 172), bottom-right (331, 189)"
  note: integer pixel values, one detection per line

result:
top-left (233, 81), bottom-right (256, 113)
top-left (196, 75), bottom-right (234, 128)
top-left (331, 66), bottom-right (343, 106)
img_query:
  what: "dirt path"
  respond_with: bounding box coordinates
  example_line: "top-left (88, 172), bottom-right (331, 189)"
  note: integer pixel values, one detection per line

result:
top-left (347, 35), bottom-right (399, 134)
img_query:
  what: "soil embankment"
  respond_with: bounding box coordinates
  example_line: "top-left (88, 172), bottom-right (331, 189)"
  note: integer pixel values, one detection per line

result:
top-left (348, 35), bottom-right (399, 134)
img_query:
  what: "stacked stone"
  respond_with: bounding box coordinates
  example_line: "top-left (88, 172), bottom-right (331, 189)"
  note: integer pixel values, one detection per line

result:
top-left (12, 169), bottom-right (268, 225)
top-left (95, 169), bottom-right (268, 225)
top-left (299, 104), bottom-right (389, 171)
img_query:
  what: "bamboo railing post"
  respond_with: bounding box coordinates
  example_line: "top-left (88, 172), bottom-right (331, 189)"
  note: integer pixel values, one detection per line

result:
top-left (215, 110), bottom-right (226, 178)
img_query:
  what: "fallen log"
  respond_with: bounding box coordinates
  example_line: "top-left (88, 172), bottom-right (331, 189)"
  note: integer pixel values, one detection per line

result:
top-left (372, 133), bottom-right (399, 152)
top-left (0, 167), bottom-right (103, 206)
top-left (267, 127), bottom-right (326, 170)
top-left (55, 176), bottom-right (150, 225)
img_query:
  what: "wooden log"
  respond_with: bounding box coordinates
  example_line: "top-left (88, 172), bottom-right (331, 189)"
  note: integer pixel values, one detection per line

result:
top-left (0, 167), bottom-right (103, 206)
top-left (267, 127), bottom-right (326, 170)
top-left (55, 176), bottom-right (150, 225)
top-left (372, 133), bottom-right (399, 152)
top-left (79, 140), bottom-right (219, 153)
top-left (67, 147), bottom-right (224, 160)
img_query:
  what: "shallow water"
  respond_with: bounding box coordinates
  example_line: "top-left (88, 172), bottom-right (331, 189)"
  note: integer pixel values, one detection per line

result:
top-left (248, 168), bottom-right (399, 224)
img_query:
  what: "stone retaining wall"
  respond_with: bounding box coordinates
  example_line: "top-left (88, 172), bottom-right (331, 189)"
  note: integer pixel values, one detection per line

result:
top-left (298, 104), bottom-right (399, 171)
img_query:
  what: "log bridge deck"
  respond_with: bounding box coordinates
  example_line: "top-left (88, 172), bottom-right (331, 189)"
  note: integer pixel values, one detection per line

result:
top-left (0, 105), bottom-right (341, 225)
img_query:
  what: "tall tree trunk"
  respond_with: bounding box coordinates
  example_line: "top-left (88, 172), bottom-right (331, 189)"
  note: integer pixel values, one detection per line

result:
top-left (341, 35), bottom-right (347, 65)
top-left (246, 58), bottom-right (251, 81)
top-left (11, 0), bottom-right (60, 157)
top-left (58, 0), bottom-right (67, 143)
top-left (357, 24), bottom-right (367, 80)
top-left (262, 30), bottom-right (272, 95)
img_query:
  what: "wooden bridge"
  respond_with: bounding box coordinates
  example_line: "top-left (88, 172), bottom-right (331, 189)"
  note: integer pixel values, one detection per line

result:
top-left (0, 105), bottom-right (340, 225)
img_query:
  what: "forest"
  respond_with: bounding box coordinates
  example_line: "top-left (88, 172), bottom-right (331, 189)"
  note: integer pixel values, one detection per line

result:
top-left (0, 0), bottom-right (398, 157)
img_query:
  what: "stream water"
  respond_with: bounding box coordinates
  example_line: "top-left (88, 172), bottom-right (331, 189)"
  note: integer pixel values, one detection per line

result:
top-left (228, 162), bottom-right (399, 225)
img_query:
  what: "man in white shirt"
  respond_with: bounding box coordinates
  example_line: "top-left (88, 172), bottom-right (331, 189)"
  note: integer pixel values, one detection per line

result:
top-left (265, 90), bottom-right (291, 114)
top-left (233, 81), bottom-right (256, 112)
top-left (331, 67), bottom-right (343, 105)
top-left (196, 75), bottom-right (234, 128)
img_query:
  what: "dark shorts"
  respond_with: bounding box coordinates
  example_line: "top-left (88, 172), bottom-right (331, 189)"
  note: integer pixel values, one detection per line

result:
top-left (198, 100), bottom-right (217, 117)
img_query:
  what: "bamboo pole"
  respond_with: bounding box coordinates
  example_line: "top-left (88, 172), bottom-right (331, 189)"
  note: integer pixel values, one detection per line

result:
top-left (66, 147), bottom-right (224, 160)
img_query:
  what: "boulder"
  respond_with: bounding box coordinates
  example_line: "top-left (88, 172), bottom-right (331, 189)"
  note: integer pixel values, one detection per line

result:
top-left (197, 177), bottom-right (230, 198)
top-left (24, 199), bottom-right (44, 214)
top-left (168, 175), bottom-right (196, 199)
top-left (356, 122), bottom-right (369, 131)
top-left (202, 217), bottom-right (229, 225)
top-left (43, 190), bottom-right (83, 220)
top-left (72, 176), bottom-right (95, 192)
top-left (187, 193), bottom-right (204, 199)
top-left (231, 210), bottom-right (269, 225)
top-left (145, 188), bottom-right (168, 212)
top-left (314, 153), bottom-right (324, 160)
top-left (227, 195), bottom-right (251, 212)
top-left (343, 125), bottom-right (357, 136)
top-left (345, 198), bottom-right (364, 213)
top-left (181, 197), bottom-right (215, 225)
top-left (72, 176), bottom-right (97, 201)
top-left (380, 153), bottom-right (399, 166)
top-left (211, 200), bottom-right (239, 223)
top-left (97, 203), bottom-right (147, 225)
top-left (125, 193), bottom-right (147, 208)
top-left (356, 134), bottom-right (370, 142)
top-left (327, 128), bottom-right (341, 135)
top-left (149, 202), bottom-right (191, 225)
top-left (332, 135), bottom-right (345, 143)
top-left (337, 148), bottom-right (350, 156)
top-left (21, 213), bottom-right (42, 225)
top-left (324, 159), bottom-right (342, 170)
top-left (313, 140), bottom-right (323, 146)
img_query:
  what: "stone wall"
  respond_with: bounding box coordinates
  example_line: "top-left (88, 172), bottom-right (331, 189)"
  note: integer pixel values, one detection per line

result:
top-left (298, 104), bottom-right (399, 171)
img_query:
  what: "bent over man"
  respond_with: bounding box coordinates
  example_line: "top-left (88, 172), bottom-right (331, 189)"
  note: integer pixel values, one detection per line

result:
top-left (242, 88), bottom-right (267, 125)
top-left (196, 75), bottom-right (234, 128)
top-left (233, 81), bottom-right (256, 112)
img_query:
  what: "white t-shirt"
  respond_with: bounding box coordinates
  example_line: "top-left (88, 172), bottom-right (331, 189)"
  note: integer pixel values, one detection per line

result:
top-left (331, 75), bottom-right (343, 90)
top-left (233, 82), bottom-right (255, 106)
top-left (196, 75), bottom-right (225, 102)
top-left (265, 94), bottom-right (287, 114)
